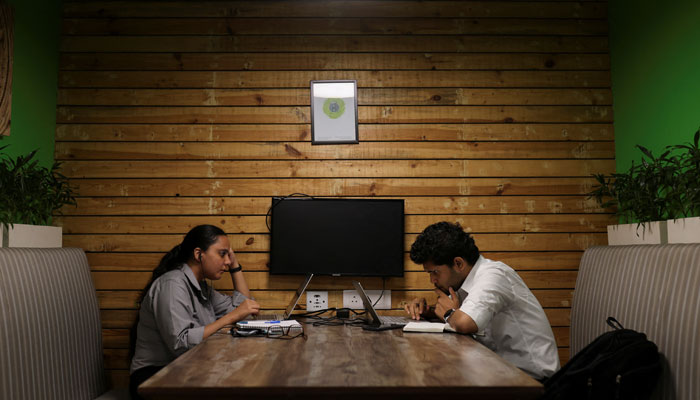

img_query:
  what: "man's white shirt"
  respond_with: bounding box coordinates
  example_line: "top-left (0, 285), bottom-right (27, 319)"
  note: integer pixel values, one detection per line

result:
top-left (458, 256), bottom-right (560, 380)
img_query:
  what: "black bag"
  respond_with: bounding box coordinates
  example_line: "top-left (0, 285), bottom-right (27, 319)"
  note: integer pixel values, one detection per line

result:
top-left (542, 317), bottom-right (661, 400)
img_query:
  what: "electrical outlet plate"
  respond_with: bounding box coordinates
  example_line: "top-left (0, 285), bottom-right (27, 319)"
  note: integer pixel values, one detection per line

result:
top-left (306, 291), bottom-right (328, 311)
top-left (343, 289), bottom-right (391, 310)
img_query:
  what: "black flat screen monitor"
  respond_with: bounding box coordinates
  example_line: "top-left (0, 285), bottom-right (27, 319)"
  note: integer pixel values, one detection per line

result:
top-left (269, 198), bottom-right (404, 276)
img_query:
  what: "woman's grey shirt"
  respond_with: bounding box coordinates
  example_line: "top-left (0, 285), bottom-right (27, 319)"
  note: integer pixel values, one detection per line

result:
top-left (130, 264), bottom-right (247, 373)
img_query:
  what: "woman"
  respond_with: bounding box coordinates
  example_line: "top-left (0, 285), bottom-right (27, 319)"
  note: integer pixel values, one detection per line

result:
top-left (129, 225), bottom-right (260, 398)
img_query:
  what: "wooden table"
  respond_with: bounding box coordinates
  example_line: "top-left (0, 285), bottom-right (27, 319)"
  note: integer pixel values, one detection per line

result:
top-left (139, 322), bottom-right (543, 400)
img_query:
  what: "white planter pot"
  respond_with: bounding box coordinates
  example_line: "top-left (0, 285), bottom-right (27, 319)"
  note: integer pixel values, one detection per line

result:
top-left (0, 224), bottom-right (62, 248)
top-left (667, 216), bottom-right (700, 244)
top-left (607, 221), bottom-right (668, 245)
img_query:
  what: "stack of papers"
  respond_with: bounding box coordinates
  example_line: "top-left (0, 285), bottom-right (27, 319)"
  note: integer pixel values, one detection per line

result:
top-left (402, 321), bottom-right (456, 333)
top-left (235, 319), bottom-right (301, 331)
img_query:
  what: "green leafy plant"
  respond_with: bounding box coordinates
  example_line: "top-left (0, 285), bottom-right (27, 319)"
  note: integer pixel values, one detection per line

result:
top-left (588, 129), bottom-right (700, 223)
top-left (0, 146), bottom-right (76, 227)
top-left (673, 130), bottom-right (700, 217)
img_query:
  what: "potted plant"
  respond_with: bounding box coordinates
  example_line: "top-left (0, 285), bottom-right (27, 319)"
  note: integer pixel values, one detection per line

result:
top-left (666, 129), bottom-right (700, 242)
top-left (0, 146), bottom-right (76, 247)
top-left (588, 129), bottom-right (700, 245)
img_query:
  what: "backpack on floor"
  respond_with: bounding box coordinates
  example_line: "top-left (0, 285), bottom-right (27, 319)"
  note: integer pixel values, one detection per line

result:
top-left (542, 317), bottom-right (661, 400)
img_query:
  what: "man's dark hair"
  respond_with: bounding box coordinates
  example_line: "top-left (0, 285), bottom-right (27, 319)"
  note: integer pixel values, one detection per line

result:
top-left (410, 222), bottom-right (480, 266)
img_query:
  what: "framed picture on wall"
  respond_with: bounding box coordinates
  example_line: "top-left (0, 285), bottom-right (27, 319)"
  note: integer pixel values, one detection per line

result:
top-left (310, 80), bottom-right (358, 144)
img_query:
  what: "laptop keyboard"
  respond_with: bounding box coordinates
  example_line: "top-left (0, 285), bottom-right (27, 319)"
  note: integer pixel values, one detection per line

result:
top-left (379, 315), bottom-right (411, 326)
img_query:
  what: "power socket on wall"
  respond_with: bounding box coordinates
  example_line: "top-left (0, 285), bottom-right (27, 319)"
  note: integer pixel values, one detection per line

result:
top-left (306, 291), bottom-right (328, 311)
top-left (343, 290), bottom-right (392, 310)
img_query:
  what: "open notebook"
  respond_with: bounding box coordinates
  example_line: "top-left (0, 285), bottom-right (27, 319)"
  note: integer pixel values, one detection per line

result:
top-left (403, 321), bottom-right (456, 333)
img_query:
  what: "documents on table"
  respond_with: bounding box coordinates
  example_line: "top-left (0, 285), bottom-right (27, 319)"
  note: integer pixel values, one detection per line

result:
top-left (236, 319), bottom-right (302, 330)
top-left (402, 321), bottom-right (456, 333)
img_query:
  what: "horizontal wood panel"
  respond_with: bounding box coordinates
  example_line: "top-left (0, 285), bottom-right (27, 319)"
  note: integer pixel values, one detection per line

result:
top-left (57, 88), bottom-right (613, 106)
top-left (409, 214), bottom-right (611, 233)
top-left (63, 17), bottom-right (608, 36)
top-left (103, 328), bottom-right (130, 348)
top-left (60, 160), bottom-right (614, 179)
top-left (55, 141), bottom-right (614, 160)
top-left (56, 214), bottom-right (613, 234)
top-left (88, 252), bottom-right (271, 272)
top-left (62, 195), bottom-right (608, 216)
top-left (90, 270), bottom-right (578, 291)
top-left (545, 308), bottom-right (571, 326)
top-left (106, 370), bottom-right (129, 391)
top-left (55, 123), bottom-right (614, 142)
top-left (559, 348), bottom-right (570, 364)
top-left (56, 105), bottom-right (613, 125)
top-left (101, 309), bottom-right (139, 329)
top-left (63, 1), bottom-right (607, 19)
top-left (61, 35), bottom-right (609, 53)
top-left (86, 252), bottom-right (583, 272)
top-left (65, 233), bottom-right (606, 252)
top-left (59, 71), bottom-right (611, 89)
top-left (555, 326), bottom-right (570, 348)
top-left (60, 52), bottom-right (610, 71)
top-left (66, 177), bottom-right (602, 197)
top-left (104, 349), bottom-right (129, 369)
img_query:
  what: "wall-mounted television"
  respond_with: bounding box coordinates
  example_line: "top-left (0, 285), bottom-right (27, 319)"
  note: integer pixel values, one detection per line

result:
top-left (269, 198), bottom-right (405, 277)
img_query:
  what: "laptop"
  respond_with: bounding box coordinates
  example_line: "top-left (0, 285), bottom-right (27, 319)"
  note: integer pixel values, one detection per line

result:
top-left (251, 273), bottom-right (313, 321)
top-left (351, 281), bottom-right (411, 330)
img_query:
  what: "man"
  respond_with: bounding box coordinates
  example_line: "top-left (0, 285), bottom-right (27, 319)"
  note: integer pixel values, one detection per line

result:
top-left (405, 221), bottom-right (560, 380)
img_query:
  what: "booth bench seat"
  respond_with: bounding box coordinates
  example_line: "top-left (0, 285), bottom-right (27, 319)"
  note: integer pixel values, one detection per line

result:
top-left (0, 247), bottom-right (128, 400)
top-left (571, 244), bottom-right (700, 400)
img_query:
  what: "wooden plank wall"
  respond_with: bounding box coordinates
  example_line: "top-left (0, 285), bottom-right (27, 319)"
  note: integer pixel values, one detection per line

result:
top-left (56, 0), bottom-right (614, 387)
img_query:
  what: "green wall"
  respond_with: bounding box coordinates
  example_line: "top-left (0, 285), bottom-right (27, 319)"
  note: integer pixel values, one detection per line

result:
top-left (609, 0), bottom-right (700, 172)
top-left (0, 0), bottom-right (62, 167)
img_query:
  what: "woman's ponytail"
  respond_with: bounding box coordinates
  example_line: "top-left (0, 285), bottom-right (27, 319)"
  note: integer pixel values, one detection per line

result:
top-left (153, 244), bottom-right (183, 279)
top-left (138, 243), bottom-right (184, 305)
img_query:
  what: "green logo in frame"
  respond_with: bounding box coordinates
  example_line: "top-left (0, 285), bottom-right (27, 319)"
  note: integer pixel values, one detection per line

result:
top-left (323, 98), bottom-right (346, 119)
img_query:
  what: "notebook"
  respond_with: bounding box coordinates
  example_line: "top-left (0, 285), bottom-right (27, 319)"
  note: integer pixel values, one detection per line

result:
top-left (253, 273), bottom-right (313, 321)
top-left (236, 319), bottom-right (302, 331)
top-left (403, 321), bottom-right (456, 333)
top-left (351, 280), bottom-right (411, 330)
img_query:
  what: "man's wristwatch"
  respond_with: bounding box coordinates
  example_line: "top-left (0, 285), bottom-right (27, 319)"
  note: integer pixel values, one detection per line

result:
top-left (443, 308), bottom-right (456, 323)
top-left (229, 264), bottom-right (243, 273)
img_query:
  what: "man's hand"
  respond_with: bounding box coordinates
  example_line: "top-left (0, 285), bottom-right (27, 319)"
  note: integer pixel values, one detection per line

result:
top-left (404, 298), bottom-right (428, 320)
top-left (434, 287), bottom-right (461, 321)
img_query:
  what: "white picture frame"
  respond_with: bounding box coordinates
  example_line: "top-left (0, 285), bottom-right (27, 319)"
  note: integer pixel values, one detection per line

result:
top-left (310, 80), bottom-right (358, 144)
